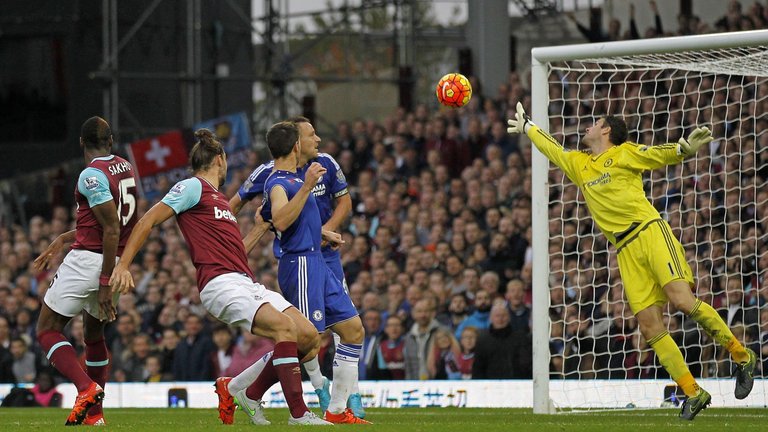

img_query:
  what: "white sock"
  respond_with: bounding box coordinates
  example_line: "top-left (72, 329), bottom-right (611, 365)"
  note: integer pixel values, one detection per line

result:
top-left (228, 351), bottom-right (273, 394)
top-left (328, 343), bottom-right (361, 414)
top-left (302, 355), bottom-right (325, 390)
top-left (332, 332), bottom-right (360, 396)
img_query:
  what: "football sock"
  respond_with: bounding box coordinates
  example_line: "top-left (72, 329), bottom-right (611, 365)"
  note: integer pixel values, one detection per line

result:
top-left (328, 342), bottom-right (361, 414)
top-left (647, 331), bottom-right (699, 397)
top-left (302, 355), bottom-right (325, 390)
top-left (688, 299), bottom-right (749, 364)
top-left (38, 330), bottom-right (92, 392)
top-left (84, 338), bottom-right (109, 416)
top-left (229, 351), bottom-right (272, 395)
top-left (245, 341), bottom-right (307, 418)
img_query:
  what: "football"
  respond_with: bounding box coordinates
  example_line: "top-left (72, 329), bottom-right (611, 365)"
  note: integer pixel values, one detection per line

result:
top-left (436, 73), bottom-right (472, 107)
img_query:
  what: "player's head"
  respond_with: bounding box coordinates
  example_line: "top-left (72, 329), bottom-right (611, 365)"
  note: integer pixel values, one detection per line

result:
top-left (189, 128), bottom-right (227, 186)
top-left (266, 121), bottom-right (300, 162)
top-left (80, 116), bottom-right (112, 152)
top-left (584, 115), bottom-right (628, 146)
top-left (287, 116), bottom-right (321, 164)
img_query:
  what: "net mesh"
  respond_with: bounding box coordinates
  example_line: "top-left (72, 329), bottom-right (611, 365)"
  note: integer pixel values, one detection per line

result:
top-left (542, 45), bottom-right (768, 409)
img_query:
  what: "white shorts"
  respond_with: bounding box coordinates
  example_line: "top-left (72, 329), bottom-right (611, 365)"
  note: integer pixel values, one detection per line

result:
top-left (200, 273), bottom-right (293, 332)
top-left (44, 249), bottom-right (115, 318)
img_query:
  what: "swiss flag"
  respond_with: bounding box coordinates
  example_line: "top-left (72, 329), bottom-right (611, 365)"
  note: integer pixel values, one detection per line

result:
top-left (127, 130), bottom-right (189, 177)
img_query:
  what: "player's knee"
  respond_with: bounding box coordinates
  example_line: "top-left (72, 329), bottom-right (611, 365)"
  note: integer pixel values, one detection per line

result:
top-left (339, 319), bottom-right (364, 344)
top-left (272, 314), bottom-right (298, 342)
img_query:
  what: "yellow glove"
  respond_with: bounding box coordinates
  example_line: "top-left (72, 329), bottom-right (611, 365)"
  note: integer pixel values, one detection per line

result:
top-left (506, 102), bottom-right (534, 135)
top-left (677, 126), bottom-right (713, 157)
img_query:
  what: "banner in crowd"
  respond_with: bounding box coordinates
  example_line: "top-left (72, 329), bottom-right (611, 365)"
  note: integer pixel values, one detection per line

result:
top-left (126, 112), bottom-right (251, 200)
top-left (193, 112), bottom-right (252, 174)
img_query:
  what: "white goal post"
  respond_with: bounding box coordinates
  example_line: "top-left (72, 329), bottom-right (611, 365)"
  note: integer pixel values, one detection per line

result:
top-left (530, 30), bottom-right (768, 413)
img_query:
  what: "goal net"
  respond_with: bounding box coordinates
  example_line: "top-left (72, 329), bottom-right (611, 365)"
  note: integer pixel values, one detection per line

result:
top-left (529, 31), bottom-right (768, 413)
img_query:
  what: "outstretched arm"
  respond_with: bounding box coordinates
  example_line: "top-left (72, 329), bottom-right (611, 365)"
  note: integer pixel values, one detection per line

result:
top-left (621, 127), bottom-right (712, 171)
top-left (507, 102), bottom-right (579, 179)
top-left (33, 229), bottom-right (76, 271)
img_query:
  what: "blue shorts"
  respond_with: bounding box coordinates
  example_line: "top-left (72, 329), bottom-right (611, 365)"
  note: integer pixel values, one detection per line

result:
top-left (278, 252), bottom-right (358, 331)
top-left (323, 250), bottom-right (347, 293)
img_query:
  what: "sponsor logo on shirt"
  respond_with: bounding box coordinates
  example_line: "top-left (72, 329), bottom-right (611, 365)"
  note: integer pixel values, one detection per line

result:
top-left (214, 206), bottom-right (237, 222)
top-left (584, 172), bottom-right (612, 188)
top-left (311, 183), bottom-right (326, 197)
top-left (84, 176), bottom-right (100, 190)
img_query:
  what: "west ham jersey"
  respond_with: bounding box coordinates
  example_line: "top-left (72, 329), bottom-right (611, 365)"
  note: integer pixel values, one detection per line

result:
top-left (161, 177), bottom-right (255, 290)
top-left (72, 155), bottom-right (138, 255)
top-left (261, 170), bottom-right (322, 256)
top-left (237, 153), bottom-right (348, 257)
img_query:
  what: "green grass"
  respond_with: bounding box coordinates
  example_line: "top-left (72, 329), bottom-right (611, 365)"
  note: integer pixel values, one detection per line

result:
top-left (0, 407), bottom-right (766, 431)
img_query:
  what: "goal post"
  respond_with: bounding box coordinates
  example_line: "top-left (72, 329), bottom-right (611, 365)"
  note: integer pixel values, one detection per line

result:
top-left (530, 30), bottom-right (768, 413)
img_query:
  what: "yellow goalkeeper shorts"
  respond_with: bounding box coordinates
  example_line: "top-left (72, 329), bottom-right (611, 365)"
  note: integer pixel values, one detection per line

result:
top-left (615, 218), bottom-right (695, 314)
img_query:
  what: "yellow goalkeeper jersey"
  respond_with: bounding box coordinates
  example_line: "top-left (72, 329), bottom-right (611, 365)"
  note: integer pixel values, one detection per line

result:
top-left (527, 125), bottom-right (685, 245)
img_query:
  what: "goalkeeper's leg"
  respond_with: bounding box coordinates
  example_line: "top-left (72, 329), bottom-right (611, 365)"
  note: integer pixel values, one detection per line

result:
top-left (665, 280), bottom-right (756, 399)
top-left (665, 281), bottom-right (750, 364)
top-left (636, 305), bottom-right (702, 398)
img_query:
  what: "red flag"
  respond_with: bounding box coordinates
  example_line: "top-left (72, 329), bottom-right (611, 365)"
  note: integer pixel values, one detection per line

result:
top-left (127, 130), bottom-right (188, 177)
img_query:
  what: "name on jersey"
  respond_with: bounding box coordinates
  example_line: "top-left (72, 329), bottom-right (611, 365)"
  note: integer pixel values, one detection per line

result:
top-left (214, 206), bottom-right (237, 222)
top-left (108, 161), bottom-right (132, 175)
top-left (584, 172), bottom-right (612, 188)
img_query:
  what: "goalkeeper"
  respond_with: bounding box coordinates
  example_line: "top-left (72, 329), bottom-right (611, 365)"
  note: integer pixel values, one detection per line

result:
top-left (507, 103), bottom-right (756, 420)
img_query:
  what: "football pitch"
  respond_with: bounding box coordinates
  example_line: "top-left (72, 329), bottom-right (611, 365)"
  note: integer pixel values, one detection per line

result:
top-left (1, 408), bottom-right (767, 431)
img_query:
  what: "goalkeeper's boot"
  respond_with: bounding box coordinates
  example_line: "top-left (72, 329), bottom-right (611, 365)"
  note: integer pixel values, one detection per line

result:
top-left (324, 408), bottom-right (372, 424)
top-left (214, 377), bottom-right (236, 425)
top-left (288, 411), bottom-right (332, 425)
top-left (66, 382), bottom-right (104, 426)
top-left (83, 413), bottom-right (106, 426)
top-left (679, 388), bottom-right (711, 421)
top-left (734, 347), bottom-right (757, 400)
top-left (233, 388), bottom-right (271, 425)
top-left (315, 377), bottom-right (331, 413)
top-left (347, 392), bottom-right (366, 418)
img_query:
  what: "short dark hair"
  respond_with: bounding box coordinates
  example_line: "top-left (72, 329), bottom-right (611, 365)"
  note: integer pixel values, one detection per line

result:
top-left (266, 121), bottom-right (299, 159)
top-left (286, 116), bottom-right (310, 125)
top-left (189, 128), bottom-right (224, 172)
top-left (80, 116), bottom-right (112, 149)
top-left (603, 116), bottom-right (628, 145)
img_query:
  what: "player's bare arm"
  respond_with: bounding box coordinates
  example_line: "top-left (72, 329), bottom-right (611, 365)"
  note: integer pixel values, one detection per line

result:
top-left (271, 162), bottom-right (326, 232)
top-left (243, 206), bottom-right (270, 253)
top-left (322, 192), bottom-right (352, 233)
top-left (33, 229), bottom-right (76, 270)
top-left (110, 202), bottom-right (176, 295)
top-left (90, 199), bottom-right (121, 322)
top-left (229, 193), bottom-right (246, 216)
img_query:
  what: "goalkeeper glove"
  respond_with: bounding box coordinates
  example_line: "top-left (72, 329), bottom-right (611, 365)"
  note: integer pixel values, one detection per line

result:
top-left (507, 102), bottom-right (534, 135)
top-left (677, 126), bottom-right (713, 157)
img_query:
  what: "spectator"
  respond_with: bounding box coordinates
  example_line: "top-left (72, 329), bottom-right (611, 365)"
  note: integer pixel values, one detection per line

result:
top-left (457, 326), bottom-right (478, 379)
top-left (472, 304), bottom-right (532, 379)
top-left (426, 328), bottom-right (462, 379)
top-left (225, 329), bottom-right (274, 378)
top-left (29, 370), bottom-right (63, 407)
top-left (505, 279), bottom-right (531, 332)
top-left (454, 289), bottom-right (492, 340)
top-left (404, 298), bottom-right (446, 380)
top-left (210, 325), bottom-right (234, 378)
top-left (172, 314), bottom-right (214, 381)
top-left (370, 316), bottom-right (406, 380)
top-left (10, 336), bottom-right (39, 383)
top-left (359, 309), bottom-right (384, 380)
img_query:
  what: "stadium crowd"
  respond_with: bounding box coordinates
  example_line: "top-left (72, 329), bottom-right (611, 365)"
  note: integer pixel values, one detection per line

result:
top-left (0, 0), bottom-right (767, 389)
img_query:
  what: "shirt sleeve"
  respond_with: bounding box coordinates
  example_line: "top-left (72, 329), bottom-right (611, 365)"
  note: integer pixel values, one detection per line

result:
top-left (526, 125), bottom-right (580, 181)
top-left (238, 163), bottom-right (272, 201)
top-left (161, 178), bottom-right (202, 214)
top-left (618, 142), bottom-right (685, 171)
top-left (77, 167), bottom-right (112, 208)
top-left (322, 154), bottom-right (349, 197)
